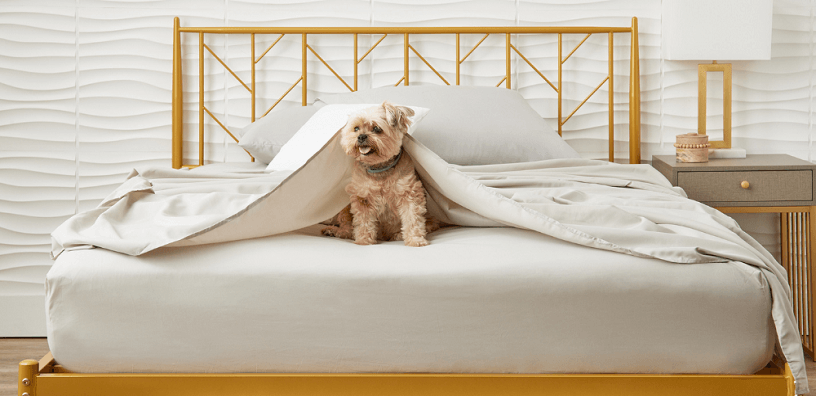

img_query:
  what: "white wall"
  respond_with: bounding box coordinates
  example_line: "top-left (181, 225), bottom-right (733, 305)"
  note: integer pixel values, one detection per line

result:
top-left (0, 0), bottom-right (812, 336)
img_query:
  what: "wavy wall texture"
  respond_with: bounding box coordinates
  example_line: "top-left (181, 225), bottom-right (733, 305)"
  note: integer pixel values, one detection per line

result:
top-left (0, 0), bottom-right (813, 335)
top-left (0, 5), bottom-right (76, 336)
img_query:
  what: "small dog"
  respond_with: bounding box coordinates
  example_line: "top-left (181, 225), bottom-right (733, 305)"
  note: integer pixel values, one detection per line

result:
top-left (321, 101), bottom-right (438, 247)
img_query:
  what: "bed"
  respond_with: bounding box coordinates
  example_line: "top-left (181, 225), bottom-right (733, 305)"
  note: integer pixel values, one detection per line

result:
top-left (19, 17), bottom-right (807, 396)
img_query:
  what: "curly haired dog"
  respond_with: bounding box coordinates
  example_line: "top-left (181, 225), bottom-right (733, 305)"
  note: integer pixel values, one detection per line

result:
top-left (321, 101), bottom-right (439, 247)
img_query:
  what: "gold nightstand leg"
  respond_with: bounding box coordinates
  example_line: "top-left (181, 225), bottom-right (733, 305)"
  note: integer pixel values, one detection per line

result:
top-left (786, 208), bottom-right (816, 360)
top-left (786, 210), bottom-right (815, 360)
top-left (781, 213), bottom-right (788, 277)
top-left (809, 206), bottom-right (815, 360)
top-left (778, 209), bottom-right (815, 360)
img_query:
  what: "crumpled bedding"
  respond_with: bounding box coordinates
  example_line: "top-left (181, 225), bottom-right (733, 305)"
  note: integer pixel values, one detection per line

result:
top-left (51, 133), bottom-right (809, 393)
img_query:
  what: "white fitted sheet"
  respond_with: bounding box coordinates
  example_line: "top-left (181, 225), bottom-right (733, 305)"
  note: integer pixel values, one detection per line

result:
top-left (46, 225), bottom-right (775, 374)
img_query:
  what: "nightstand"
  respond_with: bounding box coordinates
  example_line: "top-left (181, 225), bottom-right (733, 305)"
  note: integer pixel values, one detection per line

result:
top-left (652, 154), bottom-right (816, 360)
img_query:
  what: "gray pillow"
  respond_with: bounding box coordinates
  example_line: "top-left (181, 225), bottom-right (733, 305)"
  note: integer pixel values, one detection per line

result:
top-left (237, 103), bottom-right (325, 164)
top-left (317, 86), bottom-right (578, 165)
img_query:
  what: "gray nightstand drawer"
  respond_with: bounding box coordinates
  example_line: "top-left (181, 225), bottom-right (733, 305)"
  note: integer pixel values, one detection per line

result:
top-left (677, 170), bottom-right (812, 203)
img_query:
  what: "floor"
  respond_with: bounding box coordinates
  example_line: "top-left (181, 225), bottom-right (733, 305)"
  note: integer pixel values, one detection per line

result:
top-left (1, 338), bottom-right (49, 396)
top-left (2, 337), bottom-right (816, 395)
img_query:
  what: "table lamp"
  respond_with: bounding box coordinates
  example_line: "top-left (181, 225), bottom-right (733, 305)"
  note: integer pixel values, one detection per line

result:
top-left (662, 0), bottom-right (773, 158)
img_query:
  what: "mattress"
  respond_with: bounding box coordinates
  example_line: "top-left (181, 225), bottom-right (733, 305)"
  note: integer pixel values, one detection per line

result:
top-left (46, 224), bottom-right (775, 374)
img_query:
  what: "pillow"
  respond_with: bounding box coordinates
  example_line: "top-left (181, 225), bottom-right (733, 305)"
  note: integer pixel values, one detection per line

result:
top-left (317, 86), bottom-right (579, 165)
top-left (265, 103), bottom-right (430, 172)
top-left (237, 103), bottom-right (325, 164)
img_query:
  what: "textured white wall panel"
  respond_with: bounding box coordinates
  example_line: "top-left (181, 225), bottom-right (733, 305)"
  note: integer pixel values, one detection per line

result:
top-left (369, 0), bottom-right (516, 101)
top-left (80, 0), bottom-right (224, 8)
top-left (78, 8), bottom-right (227, 207)
top-left (517, 2), bottom-right (661, 160)
top-left (373, 0), bottom-right (516, 26)
top-left (2, 0), bottom-right (816, 335)
top-left (0, 6), bottom-right (76, 150)
top-left (0, 151), bottom-right (74, 289)
top-left (0, 6), bottom-right (76, 336)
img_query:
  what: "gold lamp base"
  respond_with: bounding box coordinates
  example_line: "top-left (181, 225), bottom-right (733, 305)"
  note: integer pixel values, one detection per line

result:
top-left (698, 61), bottom-right (732, 149)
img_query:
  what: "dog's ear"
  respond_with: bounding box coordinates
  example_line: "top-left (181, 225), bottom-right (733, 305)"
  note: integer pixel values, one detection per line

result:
top-left (382, 101), bottom-right (414, 130)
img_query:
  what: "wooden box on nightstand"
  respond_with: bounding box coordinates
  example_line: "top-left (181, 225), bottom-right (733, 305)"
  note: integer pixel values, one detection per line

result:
top-left (652, 154), bottom-right (816, 359)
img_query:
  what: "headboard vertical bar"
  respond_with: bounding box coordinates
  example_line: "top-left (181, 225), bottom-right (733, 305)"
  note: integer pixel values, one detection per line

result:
top-left (198, 32), bottom-right (204, 166)
top-left (302, 33), bottom-right (307, 106)
top-left (608, 32), bottom-right (614, 163)
top-left (404, 33), bottom-right (409, 85)
top-left (456, 34), bottom-right (460, 85)
top-left (629, 17), bottom-right (641, 164)
top-left (505, 33), bottom-right (511, 89)
top-left (557, 33), bottom-right (562, 137)
top-left (354, 34), bottom-right (358, 91)
top-left (251, 34), bottom-right (256, 122)
top-left (172, 17), bottom-right (183, 169)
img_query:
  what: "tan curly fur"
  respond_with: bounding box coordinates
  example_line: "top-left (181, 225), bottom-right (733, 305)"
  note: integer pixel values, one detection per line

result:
top-left (321, 101), bottom-right (439, 247)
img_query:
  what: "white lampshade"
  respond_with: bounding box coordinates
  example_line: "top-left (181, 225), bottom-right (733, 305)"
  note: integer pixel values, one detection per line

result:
top-left (662, 0), bottom-right (773, 61)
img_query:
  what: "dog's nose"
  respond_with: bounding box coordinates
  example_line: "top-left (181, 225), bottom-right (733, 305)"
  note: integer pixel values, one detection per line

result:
top-left (357, 134), bottom-right (368, 143)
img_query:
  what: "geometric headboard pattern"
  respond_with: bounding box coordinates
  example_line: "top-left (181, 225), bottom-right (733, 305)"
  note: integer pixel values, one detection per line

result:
top-left (172, 18), bottom-right (642, 168)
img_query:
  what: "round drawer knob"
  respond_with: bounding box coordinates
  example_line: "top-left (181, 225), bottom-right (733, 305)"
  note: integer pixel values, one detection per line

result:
top-left (741, 181), bottom-right (750, 189)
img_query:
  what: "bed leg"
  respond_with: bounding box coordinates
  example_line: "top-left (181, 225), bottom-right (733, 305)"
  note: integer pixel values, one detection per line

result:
top-left (18, 359), bottom-right (38, 396)
top-left (783, 363), bottom-right (796, 396)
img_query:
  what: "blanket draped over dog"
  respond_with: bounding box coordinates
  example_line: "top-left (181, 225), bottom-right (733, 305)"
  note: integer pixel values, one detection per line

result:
top-left (52, 134), bottom-right (808, 393)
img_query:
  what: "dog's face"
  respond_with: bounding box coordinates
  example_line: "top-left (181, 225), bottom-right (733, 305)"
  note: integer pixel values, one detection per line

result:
top-left (339, 101), bottom-right (415, 166)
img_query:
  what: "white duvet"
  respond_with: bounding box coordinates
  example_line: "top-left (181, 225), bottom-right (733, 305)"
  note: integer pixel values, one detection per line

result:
top-left (51, 134), bottom-right (809, 393)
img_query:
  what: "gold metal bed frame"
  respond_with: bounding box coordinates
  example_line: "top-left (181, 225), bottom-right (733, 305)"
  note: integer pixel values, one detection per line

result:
top-left (170, 17), bottom-right (641, 168)
top-left (19, 16), bottom-right (799, 396)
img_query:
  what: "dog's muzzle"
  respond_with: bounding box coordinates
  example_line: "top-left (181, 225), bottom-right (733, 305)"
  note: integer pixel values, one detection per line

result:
top-left (356, 134), bottom-right (375, 155)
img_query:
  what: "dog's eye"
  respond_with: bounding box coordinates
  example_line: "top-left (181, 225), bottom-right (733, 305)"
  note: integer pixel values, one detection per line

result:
top-left (373, 126), bottom-right (382, 134)
top-left (354, 126), bottom-right (359, 132)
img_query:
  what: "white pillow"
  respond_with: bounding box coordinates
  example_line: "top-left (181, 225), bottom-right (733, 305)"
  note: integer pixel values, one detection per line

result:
top-left (265, 104), bottom-right (430, 172)
top-left (317, 86), bottom-right (579, 165)
top-left (237, 104), bottom-right (323, 164)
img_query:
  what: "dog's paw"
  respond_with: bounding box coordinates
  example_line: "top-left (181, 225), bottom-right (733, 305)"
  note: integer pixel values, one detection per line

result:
top-left (425, 218), bottom-right (443, 234)
top-left (354, 237), bottom-right (377, 245)
top-left (404, 236), bottom-right (429, 247)
top-left (321, 226), bottom-right (339, 237)
top-left (323, 226), bottom-right (353, 239)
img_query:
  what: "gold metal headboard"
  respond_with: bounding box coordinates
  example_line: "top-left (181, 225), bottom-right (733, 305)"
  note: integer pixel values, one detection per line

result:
top-left (172, 17), bottom-right (641, 168)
